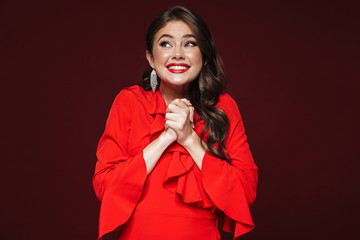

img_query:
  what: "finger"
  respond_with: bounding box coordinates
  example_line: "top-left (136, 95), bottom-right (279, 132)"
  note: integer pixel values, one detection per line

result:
top-left (172, 99), bottom-right (188, 108)
top-left (165, 114), bottom-right (187, 128)
top-left (188, 106), bottom-right (194, 123)
top-left (165, 112), bottom-right (182, 121)
top-left (165, 119), bottom-right (181, 131)
top-left (188, 107), bottom-right (195, 129)
top-left (169, 98), bottom-right (181, 105)
top-left (164, 121), bottom-right (169, 130)
top-left (180, 98), bottom-right (192, 106)
top-left (176, 101), bottom-right (194, 124)
top-left (167, 102), bottom-right (186, 113)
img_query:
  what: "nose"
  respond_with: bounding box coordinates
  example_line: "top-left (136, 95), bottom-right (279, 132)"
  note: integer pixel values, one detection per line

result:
top-left (172, 45), bottom-right (184, 60)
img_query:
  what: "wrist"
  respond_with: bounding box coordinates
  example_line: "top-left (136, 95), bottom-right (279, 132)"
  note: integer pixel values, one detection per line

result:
top-left (182, 131), bottom-right (200, 150)
top-left (160, 129), bottom-right (176, 145)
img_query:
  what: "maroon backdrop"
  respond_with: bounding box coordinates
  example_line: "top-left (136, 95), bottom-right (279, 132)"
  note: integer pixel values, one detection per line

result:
top-left (1, 0), bottom-right (358, 239)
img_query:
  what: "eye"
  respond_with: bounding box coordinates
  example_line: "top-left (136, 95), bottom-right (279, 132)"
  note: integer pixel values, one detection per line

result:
top-left (159, 41), bottom-right (172, 48)
top-left (185, 41), bottom-right (197, 47)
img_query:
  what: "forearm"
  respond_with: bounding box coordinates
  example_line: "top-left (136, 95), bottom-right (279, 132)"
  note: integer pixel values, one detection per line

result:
top-left (143, 130), bottom-right (175, 175)
top-left (182, 131), bottom-right (206, 170)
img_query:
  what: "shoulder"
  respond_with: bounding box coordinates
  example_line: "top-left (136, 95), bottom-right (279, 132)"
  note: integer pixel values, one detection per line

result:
top-left (113, 85), bottom-right (147, 106)
top-left (109, 85), bottom-right (144, 115)
top-left (114, 85), bottom-right (142, 100)
top-left (216, 93), bottom-right (242, 121)
top-left (112, 84), bottom-right (159, 115)
top-left (217, 93), bottom-right (238, 108)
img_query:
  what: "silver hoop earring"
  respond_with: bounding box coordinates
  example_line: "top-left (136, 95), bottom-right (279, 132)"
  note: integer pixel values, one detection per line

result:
top-left (150, 69), bottom-right (158, 93)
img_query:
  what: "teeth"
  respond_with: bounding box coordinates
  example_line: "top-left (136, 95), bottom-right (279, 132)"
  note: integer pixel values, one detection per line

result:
top-left (168, 66), bottom-right (188, 70)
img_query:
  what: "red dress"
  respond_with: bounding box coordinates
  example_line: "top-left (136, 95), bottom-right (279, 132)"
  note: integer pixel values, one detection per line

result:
top-left (93, 85), bottom-right (258, 240)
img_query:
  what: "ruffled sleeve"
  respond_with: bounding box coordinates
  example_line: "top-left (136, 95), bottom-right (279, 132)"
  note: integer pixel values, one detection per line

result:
top-left (93, 89), bottom-right (147, 240)
top-left (201, 94), bottom-right (258, 239)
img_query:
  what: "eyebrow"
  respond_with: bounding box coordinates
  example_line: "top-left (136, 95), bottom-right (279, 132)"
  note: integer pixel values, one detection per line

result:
top-left (157, 34), bottom-right (196, 42)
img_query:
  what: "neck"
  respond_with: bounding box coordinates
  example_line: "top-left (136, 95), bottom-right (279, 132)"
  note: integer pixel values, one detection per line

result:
top-left (159, 82), bottom-right (190, 105)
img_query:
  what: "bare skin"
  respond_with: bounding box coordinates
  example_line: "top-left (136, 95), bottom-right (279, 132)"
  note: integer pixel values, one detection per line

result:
top-left (143, 99), bottom-right (206, 175)
top-left (142, 21), bottom-right (206, 175)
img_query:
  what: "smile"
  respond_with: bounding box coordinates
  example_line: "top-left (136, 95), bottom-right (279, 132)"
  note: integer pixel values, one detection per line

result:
top-left (166, 63), bottom-right (190, 74)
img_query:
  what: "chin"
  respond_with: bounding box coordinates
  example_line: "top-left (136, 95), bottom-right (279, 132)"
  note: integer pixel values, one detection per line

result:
top-left (164, 78), bottom-right (193, 86)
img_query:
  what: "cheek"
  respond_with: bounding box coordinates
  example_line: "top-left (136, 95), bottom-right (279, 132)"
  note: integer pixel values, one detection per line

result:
top-left (153, 50), bottom-right (171, 65)
top-left (187, 51), bottom-right (203, 68)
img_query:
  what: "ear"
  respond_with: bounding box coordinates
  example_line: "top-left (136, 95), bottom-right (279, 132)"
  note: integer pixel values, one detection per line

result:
top-left (146, 50), bottom-right (154, 68)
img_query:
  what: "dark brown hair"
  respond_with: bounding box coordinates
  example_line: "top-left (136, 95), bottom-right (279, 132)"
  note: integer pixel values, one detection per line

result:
top-left (139, 6), bottom-right (230, 162)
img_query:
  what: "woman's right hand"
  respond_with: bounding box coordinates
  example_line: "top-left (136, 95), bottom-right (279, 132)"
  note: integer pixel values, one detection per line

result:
top-left (164, 127), bottom-right (177, 143)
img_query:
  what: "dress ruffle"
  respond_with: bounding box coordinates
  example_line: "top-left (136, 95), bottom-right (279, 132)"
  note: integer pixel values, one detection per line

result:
top-left (163, 147), bottom-right (215, 209)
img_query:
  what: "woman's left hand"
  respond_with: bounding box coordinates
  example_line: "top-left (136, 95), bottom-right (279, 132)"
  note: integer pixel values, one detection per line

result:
top-left (165, 98), bottom-right (195, 147)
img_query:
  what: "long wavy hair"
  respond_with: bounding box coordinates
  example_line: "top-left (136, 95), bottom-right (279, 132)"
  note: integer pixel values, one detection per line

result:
top-left (139, 6), bottom-right (230, 162)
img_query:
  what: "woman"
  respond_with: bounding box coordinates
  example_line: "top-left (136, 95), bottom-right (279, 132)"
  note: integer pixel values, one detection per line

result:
top-left (93, 6), bottom-right (257, 240)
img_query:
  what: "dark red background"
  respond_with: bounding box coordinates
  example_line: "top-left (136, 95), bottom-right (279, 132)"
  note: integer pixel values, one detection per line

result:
top-left (1, 0), bottom-right (359, 239)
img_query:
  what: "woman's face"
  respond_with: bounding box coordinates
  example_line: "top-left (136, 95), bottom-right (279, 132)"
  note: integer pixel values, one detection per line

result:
top-left (146, 21), bottom-right (203, 88)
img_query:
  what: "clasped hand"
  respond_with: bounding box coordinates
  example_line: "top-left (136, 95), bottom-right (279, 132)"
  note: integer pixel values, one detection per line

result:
top-left (164, 98), bottom-right (195, 147)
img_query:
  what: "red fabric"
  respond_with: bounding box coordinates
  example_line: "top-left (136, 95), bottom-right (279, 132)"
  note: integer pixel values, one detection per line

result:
top-left (93, 85), bottom-right (258, 239)
top-left (117, 149), bottom-right (220, 240)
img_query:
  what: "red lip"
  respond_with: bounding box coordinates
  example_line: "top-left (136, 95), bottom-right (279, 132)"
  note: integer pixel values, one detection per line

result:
top-left (166, 63), bottom-right (190, 74)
